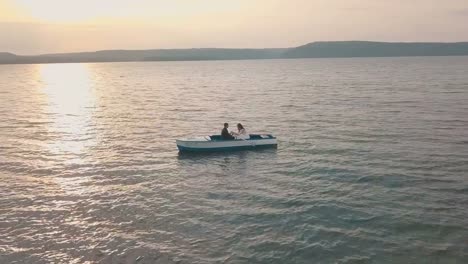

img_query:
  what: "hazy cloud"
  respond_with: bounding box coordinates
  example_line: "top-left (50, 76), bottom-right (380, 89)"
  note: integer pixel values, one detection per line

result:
top-left (1, 0), bottom-right (468, 54)
top-left (450, 8), bottom-right (468, 16)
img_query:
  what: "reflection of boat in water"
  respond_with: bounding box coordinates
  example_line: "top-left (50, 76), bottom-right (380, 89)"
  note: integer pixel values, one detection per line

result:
top-left (176, 134), bottom-right (277, 152)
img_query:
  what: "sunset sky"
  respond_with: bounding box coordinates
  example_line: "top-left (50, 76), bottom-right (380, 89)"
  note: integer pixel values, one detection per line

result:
top-left (1, 0), bottom-right (468, 54)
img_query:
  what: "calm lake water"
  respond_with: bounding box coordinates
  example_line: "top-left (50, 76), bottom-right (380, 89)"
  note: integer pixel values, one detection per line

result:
top-left (1, 57), bottom-right (468, 263)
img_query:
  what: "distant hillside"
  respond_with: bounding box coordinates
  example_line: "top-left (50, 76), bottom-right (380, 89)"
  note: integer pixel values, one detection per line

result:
top-left (0, 48), bottom-right (285, 64)
top-left (283, 41), bottom-right (468, 58)
top-left (0, 52), bottom-right (18, 62)
top-left (1, 41), bottom-right (468, 64)
top-left (143, 48), bottom-right (286, 61)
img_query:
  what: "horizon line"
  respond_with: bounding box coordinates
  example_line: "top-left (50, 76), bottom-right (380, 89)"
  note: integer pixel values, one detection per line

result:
top-left (4, 40), bottom-right (468, 57)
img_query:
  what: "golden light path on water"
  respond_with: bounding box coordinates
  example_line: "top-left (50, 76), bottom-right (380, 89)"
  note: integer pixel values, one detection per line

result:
top-left (37, 63), bottom-right (98, 195)
top-left (39, 63), bottom-right (96, 162)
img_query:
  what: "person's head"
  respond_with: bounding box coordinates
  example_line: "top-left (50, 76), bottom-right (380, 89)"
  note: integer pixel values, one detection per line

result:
top-left (237, 123), bottom-right (244, 130)
top-left (224, 123), bottom-right (229, 128)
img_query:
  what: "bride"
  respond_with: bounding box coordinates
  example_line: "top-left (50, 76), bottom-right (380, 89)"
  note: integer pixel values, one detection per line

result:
top-left (231, 123), bottom-right (249, 139)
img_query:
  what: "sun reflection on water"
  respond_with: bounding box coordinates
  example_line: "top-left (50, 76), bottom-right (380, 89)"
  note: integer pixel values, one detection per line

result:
top-left (39, 63), bottom-right (97, 163)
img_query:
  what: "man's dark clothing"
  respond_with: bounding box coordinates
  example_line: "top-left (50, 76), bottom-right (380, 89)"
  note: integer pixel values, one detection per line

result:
top-left (221, 127), bottom-right (235, 140)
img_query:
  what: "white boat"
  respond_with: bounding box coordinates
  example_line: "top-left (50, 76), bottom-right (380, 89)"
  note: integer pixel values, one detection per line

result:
top-left (176, 134), bottom-right (277, 152)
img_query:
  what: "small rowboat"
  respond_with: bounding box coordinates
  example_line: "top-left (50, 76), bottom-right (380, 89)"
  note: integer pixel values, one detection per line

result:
top-left (176, 134), bottom-right (277, 152)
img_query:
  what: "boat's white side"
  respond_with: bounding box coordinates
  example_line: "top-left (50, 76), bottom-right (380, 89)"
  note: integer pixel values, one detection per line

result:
top-left (176, 135), bottom-right (277, 152)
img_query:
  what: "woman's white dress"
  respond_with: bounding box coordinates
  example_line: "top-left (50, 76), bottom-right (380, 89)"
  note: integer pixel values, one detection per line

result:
top-left (235, 129), bottom-right (249, 140)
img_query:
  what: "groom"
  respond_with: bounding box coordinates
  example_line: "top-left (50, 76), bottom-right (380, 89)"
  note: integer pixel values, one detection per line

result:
top-left (221, 123), bottom-right (235, 140)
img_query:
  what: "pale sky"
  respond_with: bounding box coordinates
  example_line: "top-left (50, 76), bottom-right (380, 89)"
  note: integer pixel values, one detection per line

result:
top-left (1, 0), bottom-right (468, 54)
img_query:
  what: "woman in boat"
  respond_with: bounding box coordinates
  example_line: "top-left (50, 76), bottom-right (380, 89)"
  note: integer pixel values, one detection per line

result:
top-left (231, 123), bottom-right (249, 139)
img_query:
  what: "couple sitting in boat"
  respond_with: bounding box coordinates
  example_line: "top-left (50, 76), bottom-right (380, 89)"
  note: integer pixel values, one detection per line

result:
top-left (221, 123), bottom-right (249, 140)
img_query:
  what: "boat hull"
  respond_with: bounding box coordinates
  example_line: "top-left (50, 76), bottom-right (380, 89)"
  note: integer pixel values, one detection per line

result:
top-left (176, 135), bottom-right (277, 152)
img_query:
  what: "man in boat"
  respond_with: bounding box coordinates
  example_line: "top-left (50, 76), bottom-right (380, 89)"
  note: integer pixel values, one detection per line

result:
top-left (221, 123), bottom-right (235, 140)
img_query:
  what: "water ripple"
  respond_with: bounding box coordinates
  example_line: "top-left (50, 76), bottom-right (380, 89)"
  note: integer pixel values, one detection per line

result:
top-left (1, 58), bottom-right (468, 263)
